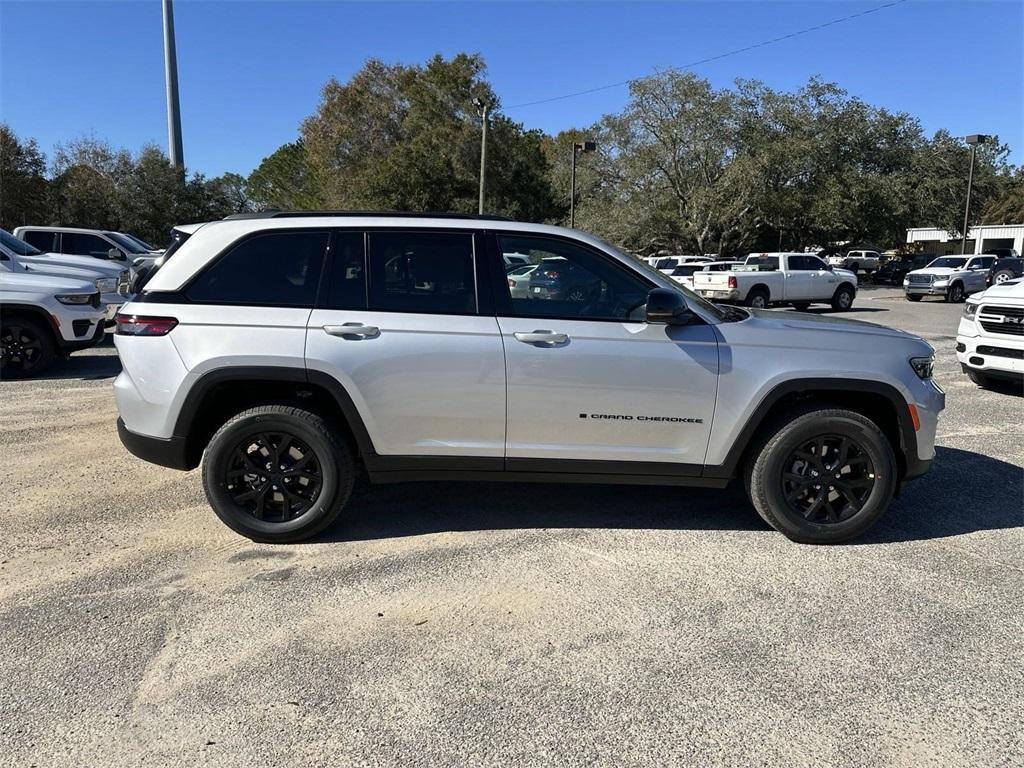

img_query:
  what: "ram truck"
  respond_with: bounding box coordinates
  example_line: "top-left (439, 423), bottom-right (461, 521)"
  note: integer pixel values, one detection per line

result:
top-left (692, 252), bottom-right (858, 311)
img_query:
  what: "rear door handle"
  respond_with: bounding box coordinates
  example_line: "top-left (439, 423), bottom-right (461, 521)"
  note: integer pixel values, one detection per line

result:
top-left (514, 330), bottom-right (569, 345)
top-left (323, 323), bottom-right (380, 339)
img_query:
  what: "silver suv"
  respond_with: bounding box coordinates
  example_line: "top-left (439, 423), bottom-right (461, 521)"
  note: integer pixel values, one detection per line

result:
top-left (113, 213), bottom-right (945, 544)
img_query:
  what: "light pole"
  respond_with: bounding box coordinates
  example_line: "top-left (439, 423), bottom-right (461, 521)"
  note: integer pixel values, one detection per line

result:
top-left (162, 0), bottom-right (184, 169)
top-left (961, 134), bottom-right (989, 255)
top-left (474, 98), bottom-right (491, 215)
top-left (570, 140), bottom-right (596, 228)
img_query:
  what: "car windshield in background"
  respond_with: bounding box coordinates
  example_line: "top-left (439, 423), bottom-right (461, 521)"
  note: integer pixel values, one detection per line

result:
top-left (123, 233), bottom-right (157, 251)
top-left (0, 229), bottom-right (43, 256)
top-left (672, 266), bottom-right (700, 276)
top-left (928, 257), bottom-right (967, 269)
top-left (104, 232), bottom-right (148, 254)
top-left (654, 258), bottom-right (679, 270)
top-left (746, 256), bottom-right (780, 271)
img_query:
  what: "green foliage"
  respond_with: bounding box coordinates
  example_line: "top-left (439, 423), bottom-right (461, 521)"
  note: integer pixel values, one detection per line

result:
top-left (246, 141), bottom-right (321, 210)
top-left (0, 125), bottom-right (49, 231)
top-left (300, 54), bottom-right (556, 219)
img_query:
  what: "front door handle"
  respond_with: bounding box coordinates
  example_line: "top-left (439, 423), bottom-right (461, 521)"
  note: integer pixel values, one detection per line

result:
top-left (514, 330), bottom-right (569, 346)
top-left (323, 323), bottom-right (380, 339)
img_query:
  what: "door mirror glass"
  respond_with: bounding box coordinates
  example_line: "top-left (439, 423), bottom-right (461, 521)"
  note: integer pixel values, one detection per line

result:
top-left (107, 248), bottom-right (125, 261)
top-left (645, 288), bottom-right (693, 325)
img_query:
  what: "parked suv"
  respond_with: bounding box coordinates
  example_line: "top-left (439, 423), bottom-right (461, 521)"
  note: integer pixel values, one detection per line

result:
top-left (985, 257), bottom-right (1024, 288)
top-left (1, 264), bottom-right (105, 377)
top-left (113, 213), bottom-right (944, 545)
top-left (871, 254), bottom-right (935, 286)
top-left (13, 226), bottom-right (159, 268)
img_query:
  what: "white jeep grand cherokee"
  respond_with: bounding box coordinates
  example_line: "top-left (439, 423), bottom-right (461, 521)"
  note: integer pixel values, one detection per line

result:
top-left (113, 213), bottom-right (945, 544)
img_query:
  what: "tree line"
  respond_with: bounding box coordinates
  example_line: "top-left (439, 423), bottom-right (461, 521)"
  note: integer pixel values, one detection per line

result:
top-left (1, 53), bottom-right (1021, 254)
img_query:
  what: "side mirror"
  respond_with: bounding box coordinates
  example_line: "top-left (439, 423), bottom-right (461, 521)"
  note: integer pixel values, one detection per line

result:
top-left (646, 288), bottom-right (693, 325)
top-left (108, 248), bottom-right (126, 261)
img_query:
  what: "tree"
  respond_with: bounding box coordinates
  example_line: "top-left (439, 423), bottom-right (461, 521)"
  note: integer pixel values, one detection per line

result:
top-left (300, 54), bottom-right (556, 219)
top-left (0, 125), bottom-right (49, 231)
top-left (246, 141), bottom-right (322, 210)
top-left (980, 167), bottom-right (1024, 224)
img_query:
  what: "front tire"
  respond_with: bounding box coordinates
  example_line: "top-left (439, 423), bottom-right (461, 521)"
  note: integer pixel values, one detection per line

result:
top-left (202, 405), bottom-right (355, 543)
top-left (945, 283), bottom-right (965, 303)
top-left (831, 284), bottom-right (855, 311)
top-left (0, 318), bottom-right (57, 379)
top-left (744, 407), bottom-right (897, 544)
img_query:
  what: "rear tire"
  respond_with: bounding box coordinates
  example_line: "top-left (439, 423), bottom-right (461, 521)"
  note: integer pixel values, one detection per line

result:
top-left (746, 288), bottom-right (769, 309)
top-left (744, 407), bottom-right (897, 544)
top-left (0, 317), bottom-right (57, 379)
top-left (992, 269), bottom-right (1015, 285)
top-left (202, 405), bottom-right (355, 543)
top-left (831, 284), bottom-right (855, 311)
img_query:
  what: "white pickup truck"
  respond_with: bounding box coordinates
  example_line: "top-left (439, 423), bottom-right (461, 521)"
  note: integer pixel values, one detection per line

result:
top-left (826, 250), bottom-right (882, 273)
top-left (692, 252), bottom-right (858, 311)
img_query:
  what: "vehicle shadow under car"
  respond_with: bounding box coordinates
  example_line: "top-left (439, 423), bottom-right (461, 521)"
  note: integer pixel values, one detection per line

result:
top-left (326, 447), bottom-right (1021, 546)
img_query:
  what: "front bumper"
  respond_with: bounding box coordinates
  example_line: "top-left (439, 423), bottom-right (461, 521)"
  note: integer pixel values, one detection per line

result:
top-left (956, 333), bottom-right (1024, 377)
top-left (905, 284), bottom-right (947, 296)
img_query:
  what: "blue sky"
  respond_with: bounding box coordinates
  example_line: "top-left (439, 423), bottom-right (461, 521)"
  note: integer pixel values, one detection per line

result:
top-left (2, 0), bottom-right (1021, 177)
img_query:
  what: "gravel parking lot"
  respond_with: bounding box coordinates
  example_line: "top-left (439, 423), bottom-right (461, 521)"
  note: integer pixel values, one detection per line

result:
top-left (1, 287), bottom-right (1021, 767)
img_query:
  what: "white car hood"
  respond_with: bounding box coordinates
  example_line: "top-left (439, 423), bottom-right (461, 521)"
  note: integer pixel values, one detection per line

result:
top-left (971, 279), bottom-right (1024, 302)
top-left (12, 261), bottom-right (105, 285)
top-left (907, 267), bottom-right (958, 278)
top-left (16, 252), bottom-right (125, 277)
top-left (0, 270), bottom-right (95, 294)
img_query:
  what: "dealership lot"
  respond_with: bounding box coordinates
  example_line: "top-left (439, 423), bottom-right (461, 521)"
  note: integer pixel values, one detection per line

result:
top-left (1, 288), bottom-right (1021, 767)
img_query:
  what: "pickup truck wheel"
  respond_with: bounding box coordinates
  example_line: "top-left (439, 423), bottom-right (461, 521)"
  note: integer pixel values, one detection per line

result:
top-left (746, 289), bottom-right (769, 309)
top-left (0, 318), bottom-right (56, 379)
top-left (202, 405), bottom-right (355, 543)
top-left (945, 283), bottom-right (965, 303)
top-left (992, 269), bottom-right (1016, 285)
top-left (830, 285), bottom-right (855, 311)
top-left (745, 407), bottom-right (897, 544)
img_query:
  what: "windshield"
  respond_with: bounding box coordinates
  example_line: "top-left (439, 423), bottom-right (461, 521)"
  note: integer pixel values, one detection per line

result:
top-left (927, 257), bottom-right (967, 269)
top-left (0, 229), bottom-right (43, 256)
top-left (124, 233), bottom-right (157, 251)
top-left (104, 231), bottom-right (148, 254)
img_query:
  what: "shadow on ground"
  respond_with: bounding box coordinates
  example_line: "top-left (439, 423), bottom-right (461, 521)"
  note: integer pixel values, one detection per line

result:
top-left (326, 446), bottom-right (1021, 545)
top-left (37, 351), bottom-right (122, 381)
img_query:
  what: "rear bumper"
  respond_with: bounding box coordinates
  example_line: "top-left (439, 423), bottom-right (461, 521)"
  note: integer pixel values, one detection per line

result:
top-left (696, 288), bottom-right (741, 301)
top-left (117, 418), bottom-right (192, 470)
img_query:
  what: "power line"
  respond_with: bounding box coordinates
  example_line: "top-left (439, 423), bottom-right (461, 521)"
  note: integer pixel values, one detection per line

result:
top-left (505, 0), bottom-right (909, 110)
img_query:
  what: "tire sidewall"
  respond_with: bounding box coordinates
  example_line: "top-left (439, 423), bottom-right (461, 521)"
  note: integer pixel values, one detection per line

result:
top-left (203, 412), bottom-right (343, 540)
top-left (748, 291), bottom-right (768, 309)
top-left (758, 414), bottom-right (896, 543)
top-left (0, 318), bottom-right (56, 379)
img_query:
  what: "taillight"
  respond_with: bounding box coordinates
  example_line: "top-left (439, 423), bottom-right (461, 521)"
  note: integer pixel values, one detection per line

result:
top-left (728, 275), bottom-right (737, 289)
top-left (508, 279), bottom-right (515, 288)
top-left (115, 315), bottom-right (178, 336)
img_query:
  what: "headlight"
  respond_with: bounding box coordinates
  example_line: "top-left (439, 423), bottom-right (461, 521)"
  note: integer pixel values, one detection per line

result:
top-left (963, 302), bottom-right (978, 319)
top-left (902, 277), bottom-right (910, 285)
top-left (910, 356), bottom-right (934, 379)
top-left (95, 277), bottom-right (117, 292)
top-left (55, 293), bottom-right (95, 305)
top-left (933, 279), bottom-right (948, 287)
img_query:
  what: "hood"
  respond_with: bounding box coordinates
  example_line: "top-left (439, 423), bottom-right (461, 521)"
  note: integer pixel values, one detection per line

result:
top-left (907, 267), bottom-right (958, 277)
top-left (971, 279), bottom-right (1024, 302)
top-left (0, 270), bottom-right (96, 294)
top-left (17, 261), bottom-right (107, 284)
top-left (14, 251), bottom-right (125, 277)
top-left (832, 267), bottom-right (857, 280)
top-left (747, 306), bottom-right (927, 342)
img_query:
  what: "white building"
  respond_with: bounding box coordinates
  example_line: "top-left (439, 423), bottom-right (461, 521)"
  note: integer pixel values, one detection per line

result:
top-left (906, 224), bottom-right (1024, 256)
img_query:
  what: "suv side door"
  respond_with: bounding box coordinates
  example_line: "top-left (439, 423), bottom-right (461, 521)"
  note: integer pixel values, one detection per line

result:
top-left (305, 229), bottom-right (506, 460)
top-left (488, 231), bottom-right (719, 469)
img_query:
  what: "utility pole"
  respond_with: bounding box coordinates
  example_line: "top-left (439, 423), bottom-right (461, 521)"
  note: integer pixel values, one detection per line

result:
top-left (162, 0), bottom-right (184, 169)
top-left (570, 141), bottom-right (596, 228)
top-left (475, 99), bottom-right (490, 214)
top-left (961, 135), bottom-right (989, 255)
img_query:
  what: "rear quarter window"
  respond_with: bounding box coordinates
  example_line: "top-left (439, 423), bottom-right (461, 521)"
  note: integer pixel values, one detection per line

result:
top-left (186, 230), bottom-right (328, 307)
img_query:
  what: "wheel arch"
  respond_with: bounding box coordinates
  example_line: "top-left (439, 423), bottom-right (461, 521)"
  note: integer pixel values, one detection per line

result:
top-left (705, 378), bottom-right (916, 482)
top-left (173, 366), bottom-right (377, 469)
top-left (747, 283), bottom-right (771, 301)
top-left (0, 303), bottom-right (60, 342)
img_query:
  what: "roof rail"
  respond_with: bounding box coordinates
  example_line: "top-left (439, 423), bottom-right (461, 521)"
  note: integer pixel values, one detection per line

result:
top-left (222, 210), bottom-right (514, 222)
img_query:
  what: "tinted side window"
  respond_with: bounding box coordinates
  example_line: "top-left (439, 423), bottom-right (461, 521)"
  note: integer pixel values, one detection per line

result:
top-left (805, 256), bottom-right (828, 270)
top-left (324, 231), bottom-right (367, 310)
top-left (61, 232), bottom-right (112, 257)
top-left (496, 234), bottom-right (651, 321)
top-left (186, 230), bottom-right (328, 306)
top-left (22, 231), bottom-right (56, 252)
top-left (367, 231), bottom-right (476, 314)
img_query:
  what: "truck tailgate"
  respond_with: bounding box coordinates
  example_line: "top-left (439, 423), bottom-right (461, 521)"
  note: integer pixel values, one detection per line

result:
top-left (693, 273), bottom-right (732, 289)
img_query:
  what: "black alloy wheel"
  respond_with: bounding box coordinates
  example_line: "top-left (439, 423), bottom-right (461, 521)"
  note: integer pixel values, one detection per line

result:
top-left (780, 435), bottom-right (876, 525)
top-left (0, 319), bottom-right (55, 378)
top-left (946, 283), bottom-right (965, 303)
top-left (225, 431), bottom-right (323, 522)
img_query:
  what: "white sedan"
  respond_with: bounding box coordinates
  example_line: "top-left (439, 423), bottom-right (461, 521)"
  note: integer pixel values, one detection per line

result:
top-left (506, 264), bottom-right (538, 298)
